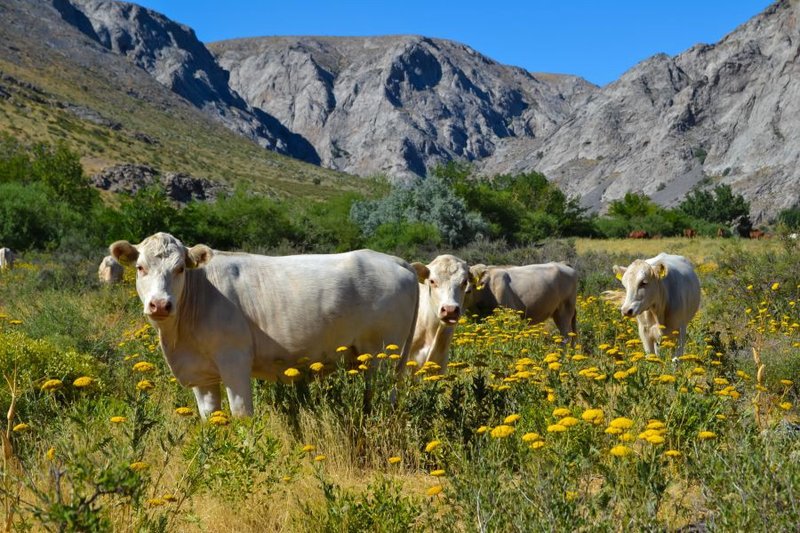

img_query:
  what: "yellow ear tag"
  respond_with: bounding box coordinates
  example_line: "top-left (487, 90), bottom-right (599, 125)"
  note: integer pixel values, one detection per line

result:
top-left (657, 266), bottom-right (668, 279)
top-left (615, 272), bottom-right (623, 281)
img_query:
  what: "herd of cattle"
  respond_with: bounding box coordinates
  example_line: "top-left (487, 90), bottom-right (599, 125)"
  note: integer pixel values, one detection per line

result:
top-left (1, 235), bottom-right (702, 418)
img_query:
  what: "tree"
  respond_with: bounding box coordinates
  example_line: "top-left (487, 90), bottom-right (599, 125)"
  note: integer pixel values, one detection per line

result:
top-left (679, 184), bottom-right (750, 225)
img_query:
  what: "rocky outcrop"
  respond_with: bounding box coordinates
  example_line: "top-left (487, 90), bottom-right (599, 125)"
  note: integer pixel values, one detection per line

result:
top-left (90, 163), bottom-right (229, 203)
top-left (60, 0), bottom-right (319, 163)
top-left (210, 36), bottom-right (596, 181)
top-left (480, 0), bottom-right (800, 219)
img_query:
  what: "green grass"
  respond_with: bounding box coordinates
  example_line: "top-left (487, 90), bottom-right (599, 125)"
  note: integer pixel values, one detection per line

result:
top-left (1, 242), bottom-right (799, 531)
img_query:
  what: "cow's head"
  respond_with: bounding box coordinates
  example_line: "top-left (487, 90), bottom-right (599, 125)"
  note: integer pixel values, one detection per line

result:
top-left (412, 254), bottom-right (470, 326)
top-left (463, 263), bottom-right (489, 309)
top-left (612, 259), bottom-right (668, 317)
top-left (110, 233), bottom-right (212, 322)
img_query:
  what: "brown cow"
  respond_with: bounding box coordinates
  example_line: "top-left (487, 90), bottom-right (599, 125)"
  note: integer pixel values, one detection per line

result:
top-left (749, 229), bottom-right (766, 240)
top-left (628, 230), bottom-right (650, 239)
top-left (683, 228), bottom-right (697, 238)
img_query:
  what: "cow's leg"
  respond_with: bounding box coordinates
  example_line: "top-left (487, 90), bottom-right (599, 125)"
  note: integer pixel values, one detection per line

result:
top-left (638, 319), bottom-right (656, 354)
top-left (193, 385), bottom-right (221, 420)
top-left (219, 357), bottom-right (254, 417)
top-left (673, 326), bottom-right (688, 362)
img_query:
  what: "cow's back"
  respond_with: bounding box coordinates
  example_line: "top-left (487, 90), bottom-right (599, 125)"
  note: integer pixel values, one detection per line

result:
top-left (647, 253), bottom-right (700, 324)
top-left (500, 263), bottom-right (577, 318)
top-left (183, 249), bottom-right (418, 380)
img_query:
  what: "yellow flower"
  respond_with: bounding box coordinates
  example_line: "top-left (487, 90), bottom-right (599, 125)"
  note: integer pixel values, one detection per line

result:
top-left (310, 362), bottom-right (324, 372)
top-left (779, 402), bottom-right (792, 411)
top-left (73, 376), bottom-right (94, 388)
top-left (664, 449), bottom-right (682, 458)
top-left (697, 431), bottom-right (717, 440)
top-left (476, 425), bottom-right (491, 434)
top-left (529, 440), bottom-right (546, 449)
top-left (503, 414), bottom-right (521, 424)
top-left (129, 461), bottom-right (149, 471)
top-left (565, 490), bottom-right (578, 502)
top-left (12, 423), bottom-right (29, 432)
top-left (389, 354), bottom-right (401, 360)
top-left (132, 361), bottom-right (155, 372)
top-left (302, 444), bottom-right (316, 453)
top-left (581, 409), bottom-right (604, 424)
top-left (426, 485), bottom-right (444, 497)
top-left (547, 424), bottom-right (567, 433)
top-left (604, 427), bottom-right (623, 435)
top-left (46, 447), bottom-right (56, 461)
top-left (110, 416), bottom-right (127, 424)
top-left (347, 369), bottom-right (359, 375)
top-left (357, 353), bottom-right (372, 362)
top-left (136, 380), bottom-right (154, 391)
top-left (656, 374), bottom-right (676, 384)
top-left (147, 498), bottom-right (166, 507)
top-left (336, 346), bottom-right (349, 352)
top-left (619, 432), bottom-right (635, 442)
top-left (521, 432), bottom-right (541, 442)
top-left (430, 469), bottom-right (446, 477)
top-left (41, 379), bottom-right (63, 392)
top-left (209, 412), bottom-right (229, 426)
top-left (174, 407), bottom-right (193, 416)
top-left (610, 445), bottom-right (632, 457)
top-left (780, 379), bottom-right (793, 386)
top-left (385, 344), bottom-right (400, 351)
top-left (425, 440), bottom-right (442, 452)
top-left (609, 417), bottom-right (634, 430)
top-left (490, 425), bottom-right (515, 438)
top-left (314, 454), bottom-right (326, 462)
top-left (771, 282), bottom-right (780, 291)
top-left (559, 416), bottom-right (579, 427)
top-left (646, 420), bottom-right (666, 431)
top-left (552, 407), bottom-right (570, 417)
top-left (645, 435), bottom-right (665, 445)
top-left (388, 456), bottom-right (402, 464)
top-left (284, 368), bottom-right (300, 378)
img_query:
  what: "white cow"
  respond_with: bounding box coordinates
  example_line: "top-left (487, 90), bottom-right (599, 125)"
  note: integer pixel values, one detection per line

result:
top-left (609, 253), bottom-right (701, 360)
top-left (111, 232), bottom-right (420, 418)
top-left (408, 254), bottom-right (470, 372)
top-left (0, 248), bottom-right (15, 270)
top-left (466, 262), bottom-right (578, 339)
top-left (98, 255), bottom-right (124, 284)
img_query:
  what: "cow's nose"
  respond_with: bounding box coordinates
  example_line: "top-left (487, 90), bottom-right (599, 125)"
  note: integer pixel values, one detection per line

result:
top-left (623, 307), bottom-right (634, 317)
top-left (440, 304), bottom-right (460, 318)
top-left (149, 299), bottom-right (172, 315)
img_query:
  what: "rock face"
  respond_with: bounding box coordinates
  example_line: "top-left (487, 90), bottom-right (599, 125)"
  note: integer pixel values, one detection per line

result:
top-left (480, 0), bottom-right (800, 219)
top-left (60, 0), bottom-right (319, 163)
top-left (91, 163), bottom-right (229, 203)
top-left (210, 36), bottom-right (595, 181)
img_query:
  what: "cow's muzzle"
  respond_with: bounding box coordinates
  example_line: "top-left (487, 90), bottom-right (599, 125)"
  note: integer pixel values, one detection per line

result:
top-left (147, 298), bottom-right (173, 320)
top-left (439, 305), bottom-right (461, 325)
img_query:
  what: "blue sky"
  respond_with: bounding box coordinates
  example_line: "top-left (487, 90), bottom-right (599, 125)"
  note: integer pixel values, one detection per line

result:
top-left (133, 1), bottom-right (773, 86)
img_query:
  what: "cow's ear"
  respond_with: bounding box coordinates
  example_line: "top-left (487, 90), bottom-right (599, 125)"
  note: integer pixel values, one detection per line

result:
top-left (110, 241), bottom-right (138, 267)
top-left (655, 262), bottom-right (668, 279)
top-left (469, 264), bottom-right (488, 289)
top-left (411, 262), bottom-right (430, 283)
top-left (186, 244), bottom-right (213, 269)
top-left (612, 265), bottom-right (626, 281)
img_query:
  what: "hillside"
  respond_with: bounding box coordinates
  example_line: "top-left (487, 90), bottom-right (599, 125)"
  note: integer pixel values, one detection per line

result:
top-left (210, 35), bottom-right (596, 181)
top-left (0, 0), bottom-right (358, 199)
top-left (479, 0), bottom-right (800, 220)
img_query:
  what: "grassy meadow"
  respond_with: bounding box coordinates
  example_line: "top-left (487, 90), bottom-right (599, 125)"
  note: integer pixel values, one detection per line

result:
top-left (1, 238), bottom-right (799, 531)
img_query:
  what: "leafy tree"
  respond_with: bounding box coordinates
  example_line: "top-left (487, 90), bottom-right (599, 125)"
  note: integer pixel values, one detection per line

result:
top-left (0, 182), bottom-right (71, 250)
top-left (30, 143), bottom-right (99, 212)
top-left (777, 207), bottom-right (800, 231)
top-left (679, 184), bottom-right (750, 225)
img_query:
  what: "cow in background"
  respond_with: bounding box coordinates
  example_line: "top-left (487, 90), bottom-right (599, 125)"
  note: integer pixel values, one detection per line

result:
top-left (111, 232), bottom-right (420, 418)
top-left (605, 253), bottom-right (700, 361)
top-left (98, 255), bottom-right (124, 284)
top-left (0, 248), bottom-right (15, 270)
top-left (467, 262), bottom-right (578, 340)
top-left (628, 230), bottom-right (650, 239)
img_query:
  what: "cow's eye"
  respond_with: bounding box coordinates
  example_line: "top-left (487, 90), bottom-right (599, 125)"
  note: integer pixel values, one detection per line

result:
top-left (460, 280), bottom-right (468, 288)
top-left (640, 280), bottom-right (648, 287)
top-left (136, 265), bottom-right (146, 275)
top-left (175, 265), bottom-right (185, 275)
top-left (430, 279), bottom-right (437, 287)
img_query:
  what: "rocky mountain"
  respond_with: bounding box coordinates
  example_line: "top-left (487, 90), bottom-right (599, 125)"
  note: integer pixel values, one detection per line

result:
top-left (60, 0), bottom-right (318, 163)
top-left (0, 0), bottom-right (350, 198)
top-left (210, 36), bottom-right (596, 182)
top-left (479, 0), bottom-right (800, 219)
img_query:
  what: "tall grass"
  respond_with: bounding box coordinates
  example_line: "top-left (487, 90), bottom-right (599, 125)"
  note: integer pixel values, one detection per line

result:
top-left (0, 241), bottom-right (798, 531)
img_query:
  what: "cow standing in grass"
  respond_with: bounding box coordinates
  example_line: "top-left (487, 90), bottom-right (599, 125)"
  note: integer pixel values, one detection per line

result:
top-left (466, 262), bottom-right (578, 340)
top-left (607, 253), bottom-right (700, 361)
top-left (408, 255), bottom-right (471, 372)
top-left (98, 255), bottom-right (124, 284)
top-left (0, 248), bottom-right (15, 270)
top-left (111, 232), bottom-right (420, 418)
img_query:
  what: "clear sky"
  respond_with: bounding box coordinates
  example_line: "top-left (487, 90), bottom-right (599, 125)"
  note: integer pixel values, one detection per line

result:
top-left (132, 0), bottom-right (774, 87)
